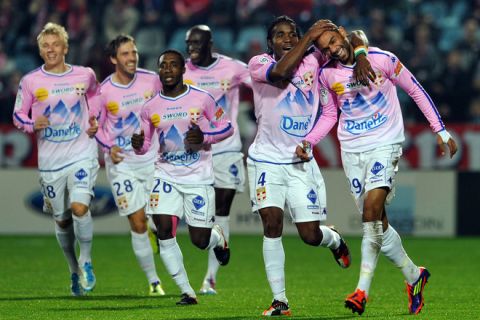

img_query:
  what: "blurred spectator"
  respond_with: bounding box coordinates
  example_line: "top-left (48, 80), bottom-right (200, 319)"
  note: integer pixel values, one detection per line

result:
top-left (103, 0), bottom-right (140, 41)
top-left (172, 0), bottom-right (211, 26)
top-left (469, 97), bottom-right (480, 123)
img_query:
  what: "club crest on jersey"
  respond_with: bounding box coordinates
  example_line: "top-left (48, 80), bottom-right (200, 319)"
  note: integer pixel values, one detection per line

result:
top-left (75, 168), bottom-right (88, 180)
top-left (188, 108), bottom-right (201, 123)
top-left (371, 161), bottom-right (385, 175)
top-left (74, 83), bottom-right (86, 96)
top-left (303, 71), bottom-right (314, 87)
top-left (220, 79), bottom-right (230, 92)
top-left (192, 195), bottom-right (205, 210)
top-left (345, 112), bottom-right (387, 135)
top-left (280, 115), bottom-right (311, 137)
top-left (143, 90), bottom-right (154, 100)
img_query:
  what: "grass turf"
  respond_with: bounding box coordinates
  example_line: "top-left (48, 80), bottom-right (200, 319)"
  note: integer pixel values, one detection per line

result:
top-left (0, 235), bottom-right (479, 319)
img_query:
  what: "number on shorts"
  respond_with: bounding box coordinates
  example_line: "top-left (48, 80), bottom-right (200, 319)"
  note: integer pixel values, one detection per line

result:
top-left (162, 182), bottom-right (172, 193)
top-left (152, 179), bottom-right (161, 193)
top-left (257, 172), bottom-right (266, 186)
top-left (113, 179), bottom-right (133, 196)
top-left (43, 185), bottom-right (56, 198)
top-left (351, 178), bottom-right (362, 194)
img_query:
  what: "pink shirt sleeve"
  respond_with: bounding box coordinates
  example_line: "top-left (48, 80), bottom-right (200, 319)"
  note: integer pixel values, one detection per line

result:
top-left (385, 55), bottom-right (445, 133)
top-left (90, 93), bottom-right (112, 151)
top-left (201, 95), bottom-right (234, 145)
top-left (12, 77), bottom-right (35, 133)
top-left (304, 73), bottom-right (338, 145)
top-left (134, 105), bottom-right (155, 155)
top-left (234, 60), bottom-right (252, 89)
top-left (248, 55), bottom-right (276, 84)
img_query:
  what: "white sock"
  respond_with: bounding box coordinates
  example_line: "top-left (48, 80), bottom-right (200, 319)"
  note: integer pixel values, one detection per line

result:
top-left (206, 225), bottom-right (223, 250)
top-left (381, 225), bottom-right (420, 284)
top-left (55, 222), bottom-right (79, 274)
top-left (72, 210), bottom-right (93, 266)
top-left (131, 231), bottom-right (160, 284)
top-left (357, 221), bottom-right (383, 295)
top-left (319, 225), bottom-right (341, 249)
top-left (204, 216), bottom-right (230, 283)
top-left (159, 237), bottom-right (195, 297)
top-left (263, 236), bottom-right (287, 303)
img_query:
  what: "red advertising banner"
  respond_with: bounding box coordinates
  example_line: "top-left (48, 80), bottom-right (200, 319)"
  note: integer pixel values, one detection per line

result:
top-left (2, 123), bottom-right (480, 170)
top-left (313, 124), bottom-right (480, 171)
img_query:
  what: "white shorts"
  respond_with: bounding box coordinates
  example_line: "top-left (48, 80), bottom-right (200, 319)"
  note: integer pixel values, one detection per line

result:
top-left (146, 175), bottom-right (215, 228)
top-left (247, 159), bottom-right (327, 223)
top-left (213, 152), bottom-right (245, 192)
top-left (39, 158), bottom-right (99, 221)
top-left (341, 144), bottom-right (402, 214)
top-left (106, 159), bottom-right (154, 216)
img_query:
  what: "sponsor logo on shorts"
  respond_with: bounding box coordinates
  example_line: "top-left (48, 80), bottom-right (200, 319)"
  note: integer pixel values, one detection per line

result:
top-left (192, 195), bottom-right (205, 210)
top-left (307, 189), bottom-right (317, 204)
top-left (370, 161), bottom-right (385, 175)
top-left (75, 168), bottom-right (88, 180)
top-left (117, 195), bottom-right (128, 210)
top-left (280, 115), bottom-right (311, 137)
top-left (229, 164), bottom-right (238, 177)
top-left (344, 112), bottom-right (387, 135)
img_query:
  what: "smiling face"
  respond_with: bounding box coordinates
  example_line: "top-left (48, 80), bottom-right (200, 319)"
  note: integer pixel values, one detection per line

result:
top-left (315, 27), bottom-right (352, 64)
top-left (185, 29), bottom-right (211, 66)
top-left (38, 34), bottom-right (68, 70)
top-left (111, 40), bottom-right (138, 79)
top-left (158, 52), bottom-right (185, 88)
top-left (268, 22), bottom-right (299, 60)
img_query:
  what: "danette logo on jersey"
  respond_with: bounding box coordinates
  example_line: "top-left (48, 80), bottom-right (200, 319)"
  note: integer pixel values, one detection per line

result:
top-left (280, 115), bottom-right (312, 137)
top-left (192, 195), bottom-right (206, 210)
top-left (345, 112), bottom-right (388, 135)
top-left (44, 122), bottom-right (82, 142)
top-left (162, 151), bottom-right (201, 166)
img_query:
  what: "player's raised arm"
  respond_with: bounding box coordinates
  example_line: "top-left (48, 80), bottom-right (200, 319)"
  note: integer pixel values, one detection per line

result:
top-left (385, 53), bottom-right (457, 158)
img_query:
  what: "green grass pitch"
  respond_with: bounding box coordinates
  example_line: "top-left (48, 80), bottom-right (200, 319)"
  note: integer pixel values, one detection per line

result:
top-left (1, 235), bottom-right (479, 319)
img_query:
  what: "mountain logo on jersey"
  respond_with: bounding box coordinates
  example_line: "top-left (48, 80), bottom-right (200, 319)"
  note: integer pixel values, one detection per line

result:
top-left (112, 112), bottom-right (140, 150)
top-left (220, 79), bottom-right (230, 92)
top-left (160, 125), bottom-right (201, 166)
top-left (370, 162), bottom-right (385, 175)
top-left (276, 89), bottom-right (314, 112)
top-left (34, 88), bottom-right (49, 102)
top-left (106, 101), bottom-right (120, 115)
top-left (280, 115), bottom-right (312, 137)
top-left (345, 112), bottom-right (387, 135)
top-left (43, 100), bottom-right (83, 142)
top-left (216, 95), bottom-right (229, 112)
top-left (192, 195), bottom-right (205, 210)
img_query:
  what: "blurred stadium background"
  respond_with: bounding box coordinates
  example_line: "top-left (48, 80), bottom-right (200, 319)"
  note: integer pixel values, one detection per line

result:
top-left (0, 0), bottom-right (479, 237)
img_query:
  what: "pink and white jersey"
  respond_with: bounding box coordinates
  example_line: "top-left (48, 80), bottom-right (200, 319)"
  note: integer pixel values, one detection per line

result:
top-left (93, 69), bottom-right (161, 167)
top-left (185, 54), bottom-right (251, 155)
top-left (305, 47), bottom-right (445, 153)
top-left (136, 85), bottom-right (233, 185)
top-left (248, 52), bottom-right (326, 164)
top-left (13, 65), bottom-right (99, 171)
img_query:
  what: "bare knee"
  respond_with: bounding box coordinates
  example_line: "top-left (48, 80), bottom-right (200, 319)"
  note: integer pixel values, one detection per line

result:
top-left (71, 203), bottom-right (89, 216)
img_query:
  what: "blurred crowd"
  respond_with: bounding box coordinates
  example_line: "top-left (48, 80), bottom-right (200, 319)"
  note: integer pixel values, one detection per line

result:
top-left (1, 0), bottom-right (480, 124)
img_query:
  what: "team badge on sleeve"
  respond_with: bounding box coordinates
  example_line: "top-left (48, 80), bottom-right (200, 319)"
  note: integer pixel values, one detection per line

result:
top-left (393, 61), bottom-right (404, 77)
top-left (74, 83), bottom-right (86, 96)
top-left (215, 107), bottom-right (225, 120)
top-left (320, 87), bottom-right (329, 105)
top-left (259, 56), bottom-right (270, 64)
top-left (256, 187), bottom-right (267, 202)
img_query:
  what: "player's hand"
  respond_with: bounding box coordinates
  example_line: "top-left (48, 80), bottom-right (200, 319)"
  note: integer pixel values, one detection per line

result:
top-left (86, 115), bottom-right (98, 138)
top-left (185, 121), bottom-right (204, 152)
top-left (353, 54), bottom-right (376, 86)
top-left (132, 130), bottom-right (144, 150)
top-left (110, 145), bottom-right (125, 164)
top-left (295, 140), bottom-right (311, 162)
top-left (307, 19), bottom-right (337, 42)
top-left (34, 115), bottom-right (50, 131)
top-left (436, 134), bottom-right (457, 159)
